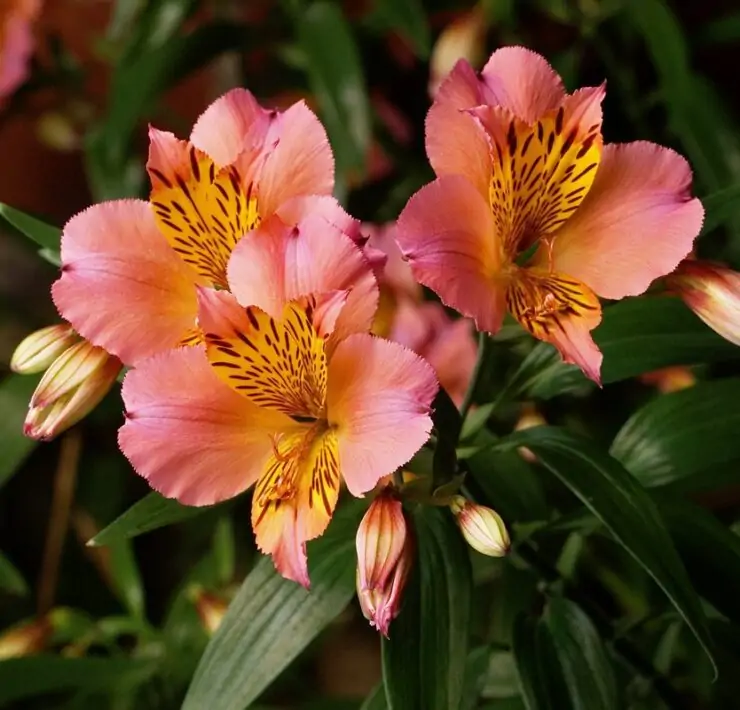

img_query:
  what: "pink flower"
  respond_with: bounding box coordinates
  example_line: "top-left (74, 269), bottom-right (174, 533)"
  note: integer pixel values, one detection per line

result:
top-left (390, 300), bottom-right (476, 407)
top-left (0, 0), bottom-right (40, 104)
top-left (356, 492), bottom-right (413, 637)
top-left (667, 259), bottom-right (740, 346)
top-left (366, 222), bottom-right (477, 405)
top-left (53, 89), bottom-right (359, 367)
top-left (118, 220), bottom-right (438, 587)
top-left (396, 46), bottom-right (704, 383)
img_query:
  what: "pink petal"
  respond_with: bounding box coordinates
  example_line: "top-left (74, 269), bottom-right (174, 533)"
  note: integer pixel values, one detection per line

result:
top-left (396, 175), bottom-right (507, 334)
top-left (326, 333), bottom-right (438, 497)
top-left (52, 200), bottom-right (198, 366)
top-left (548, 142), bottom-right (704, 299)
top-left (391, 301), bottom-right (477, 407)
top-left (365, 222), bottom-right (421, 302)
top-left (254, 501), bottom-right (310, 587)
top-left (190, 88), bottom-right (276, 167)
top-left (545, 315), bottom-right (603, 386)
top-left (276, 195), bottom-right (360, 242)
top-left (0, 1), bottom-right (39, 101)
top-left (196, 286), bottom-right (253, 336)
top-left (227, 213), bottom-right (379, 343)
top-left (146, 127), bottom-right (193, 190)
top-left (480, 46), bottom-right (565, 122)
top-left (119, 346), bottom-right (290, 506)
top-left (425, 59), bottom-right (492, 198)
top-left (256, 101), bottom-right (335, 217)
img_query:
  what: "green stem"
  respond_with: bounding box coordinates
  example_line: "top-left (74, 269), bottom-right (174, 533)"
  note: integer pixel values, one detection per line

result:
top-left (459, 331), bottom-right (488, 426)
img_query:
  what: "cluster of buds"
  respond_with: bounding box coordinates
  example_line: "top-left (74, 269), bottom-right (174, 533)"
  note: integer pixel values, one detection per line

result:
top-left (667, 260), bottom-right (740, 346)
top-left (355, 487), bottom-right (510, 636)
top-left (11, 324), bottom-right (122, 440)
top-left (355, 491), bottom-right (413, 637)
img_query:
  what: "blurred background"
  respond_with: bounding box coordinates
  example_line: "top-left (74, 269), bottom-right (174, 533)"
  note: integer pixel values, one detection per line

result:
top-left (2, 0), bottom-right (740, 708)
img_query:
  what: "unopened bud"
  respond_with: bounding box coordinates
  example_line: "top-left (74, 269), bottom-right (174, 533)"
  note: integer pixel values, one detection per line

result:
top-left (640, 366), bottom-right (696, 394)
top-left (356, 492), bottom-right (413, 637)
top-left (0, 617), bottom-right (51, 659)
top-left (515, 405), bottom-right (546, 463)
top-left (191, 587), bottom-right (228, 635)
top-left (24, 340), bottom-right (122, 440)
top-left (10, 324), bottom-right (79, 374)
top-left (667, 260), bottom-right (740, 346)
top-left (36, 111), bottom-right (80, 152)
top-left (450, 496), bottom-right (510, 557)
top-left (429, 7), bottom-right (486, 97)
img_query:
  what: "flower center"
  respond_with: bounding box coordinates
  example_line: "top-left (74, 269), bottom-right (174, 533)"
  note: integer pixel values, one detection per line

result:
top-left (206, 301), bottom-right (328, 419)
top-left (150, 143), bottom-right (261, 289)
top-left (487, 105), bottom-right (602, 262)
top-left (505, 267), bottom-right (599, 340)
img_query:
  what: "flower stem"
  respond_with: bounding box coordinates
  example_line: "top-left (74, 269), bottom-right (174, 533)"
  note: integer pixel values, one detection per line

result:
top-left (459, 331), bottom-right (489, 426)
top-left (37, 429), bottom-right (82, 615)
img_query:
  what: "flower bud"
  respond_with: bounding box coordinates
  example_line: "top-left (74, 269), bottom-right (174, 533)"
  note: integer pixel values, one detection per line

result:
top-left (514, 405), bottom-right (546, 463)
top-left (429, 7), bottom-right (486, 97)
top-left (355, 492), bottom-right (413, 637)
top-left (640, 366), bottom-right (696, 394)
top-left (667, 260), bottom-right (740, 346)
top-left (450, 496), bottom-right (510, 557)
top-left (0, 617), bottom-right (51, 659)
top-left (24, 341), bottom-right (122, 441)
top-left (10, 324), bottom-right (79, 374)
top-left (190, 587), bottom-right (229, 635)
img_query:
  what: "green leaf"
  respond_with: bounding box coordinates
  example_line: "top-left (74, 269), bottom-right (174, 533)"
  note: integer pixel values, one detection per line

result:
top-left (360, 684), bottom-right (388, 710)
top-left (106, 539), bottom-right (145, 619)
top-left (0, 656), bottom-right (155, 706)
top-left (0, 374), bottom-right (40, 489)
top-left (462, 646), bottom-right (494, 710)
top-left (89, 491), bottom-right (210, 546)
top-left (696, 11), bottom-right (740, 47)
top-left (106, 0), bottom-right (147, 42)
top-left (504, 298), bottom-right (740, 400)
top-left (0, 203), bottom-right (60, 251)
top-left (432, 387), bottom-right (463, 488)
top-left (89, 21), bottom-right (248, 200)
top-left (511, 615), bottom-right (557, 710)
top-left (701, 183), bottom-right (740, 235)
top-left (0, 550), bottom-right (27, 596)
top-left (543, 597), bottom-right (619, 710)
top-left (494, 427), bottom-right (716, 675)
top-left (0, 203), bottom-right (61, 264)
top-left (467, 445), bottom-right (548, 523)
top-left (182, 500), bottom-right (365, 710)
top-left (382, 506), bottom-right (472, 710)
top-left (659, 497), bottom-right (740, 626)
top-left (611, 379), bottom-right (740, 492)
top-left (372, 0), bottom-right (431, 58)
top-left (297, 2), bottom-right (370, 184)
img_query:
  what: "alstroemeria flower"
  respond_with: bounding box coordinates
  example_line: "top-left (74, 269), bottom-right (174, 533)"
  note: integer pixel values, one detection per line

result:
top-left (118, 220), bottom-right (437, 586)
top-left (396, 46), bottom-right (704, 383)
top-left (0, 0), bottom-right (40, 104)
top-left (52, 88), bottom-right (354, 366)
top-left (390, 300), bottom-right (476, 407)
top-left (366, 223), bottom-right (476, 405)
